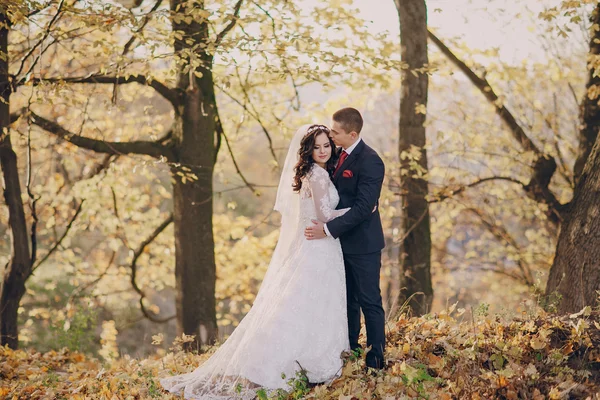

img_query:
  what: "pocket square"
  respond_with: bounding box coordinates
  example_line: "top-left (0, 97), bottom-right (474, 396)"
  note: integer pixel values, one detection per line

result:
top-left (342, 170), bottom-right (353, 178)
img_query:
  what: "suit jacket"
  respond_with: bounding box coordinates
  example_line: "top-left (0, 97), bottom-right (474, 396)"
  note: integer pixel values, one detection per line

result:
top-left (327, 140), bottom-right (385, 255)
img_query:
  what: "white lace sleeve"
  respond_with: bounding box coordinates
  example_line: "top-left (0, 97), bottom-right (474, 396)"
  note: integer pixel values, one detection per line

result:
top-left (308, 167), bottom-right (350, 222)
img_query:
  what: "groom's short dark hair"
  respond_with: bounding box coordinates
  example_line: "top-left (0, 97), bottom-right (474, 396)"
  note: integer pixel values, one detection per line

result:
top-left (333, 107), bottom-right (363, 135)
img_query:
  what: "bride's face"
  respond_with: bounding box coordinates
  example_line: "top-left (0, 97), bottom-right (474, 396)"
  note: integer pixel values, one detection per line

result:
top-left (312, 132), bottom-right (332, 165)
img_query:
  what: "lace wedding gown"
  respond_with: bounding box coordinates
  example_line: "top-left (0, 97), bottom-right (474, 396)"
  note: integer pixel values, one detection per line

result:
top-left (160, 164), bottom-right (350, 399)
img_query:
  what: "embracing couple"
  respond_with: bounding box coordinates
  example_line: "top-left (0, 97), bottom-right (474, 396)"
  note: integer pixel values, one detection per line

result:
top-left (161, 107), bottom-right (386, 399)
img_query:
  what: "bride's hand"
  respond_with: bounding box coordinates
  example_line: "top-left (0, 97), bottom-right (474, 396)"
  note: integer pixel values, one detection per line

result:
top-left (305, 220), bottom-right (326, 240)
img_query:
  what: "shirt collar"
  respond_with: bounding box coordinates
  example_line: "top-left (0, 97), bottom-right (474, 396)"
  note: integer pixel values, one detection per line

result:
top-left (343, 137), bottom-right (362, 155)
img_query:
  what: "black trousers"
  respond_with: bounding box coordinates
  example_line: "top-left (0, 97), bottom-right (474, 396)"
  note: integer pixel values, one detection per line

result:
top-left (344, 251), bottom-right (385, 369)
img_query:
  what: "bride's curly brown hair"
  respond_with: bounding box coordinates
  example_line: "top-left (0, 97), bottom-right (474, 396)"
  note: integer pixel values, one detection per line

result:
top-left (292, 125), bottom-right (339, 192)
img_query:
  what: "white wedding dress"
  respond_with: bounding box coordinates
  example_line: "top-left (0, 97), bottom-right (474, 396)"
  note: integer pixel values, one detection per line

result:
top-left (160, 127), bottom-right (350, 399)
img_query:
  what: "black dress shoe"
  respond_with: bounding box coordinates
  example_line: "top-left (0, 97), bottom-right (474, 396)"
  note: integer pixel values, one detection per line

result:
top-left (365, 358), bottom-right (386, 370)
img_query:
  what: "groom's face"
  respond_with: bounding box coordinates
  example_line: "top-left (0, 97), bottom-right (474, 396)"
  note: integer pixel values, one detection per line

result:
top-left (330, 120), bottom-right (357, 150)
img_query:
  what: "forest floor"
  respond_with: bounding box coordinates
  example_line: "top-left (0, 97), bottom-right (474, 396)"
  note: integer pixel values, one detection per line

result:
top-left (1, 306), bottom-right (599, 399)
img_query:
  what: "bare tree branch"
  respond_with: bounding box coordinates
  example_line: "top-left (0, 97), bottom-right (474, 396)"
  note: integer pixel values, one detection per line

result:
top-left (67, 251), bottom-right (115, 307)
top-left (219, 84), bottom-right (278, 163)
top-left (216, 112), bottom-right (258, 194)
top-left (28, 110), bottom-right (175, 159)
top-left (25, 0), bottom-right (81, 19)
top-left (82, 154), bottom-right (118, 180)
top-left (122, 0), bottom-right (164, 57)
top-left (427, 176), bottom-right (526, 203)
top-left (25, 121), bottom-right (39, 266)
top-left (428, 30), bottom-right (564, 224)
top-left (214, 0), bottom-right (243, 49)
top-left (113, 0), bottom-right (165, 103)
top-left (466, 207), bottom-right (534, 286)
top-left (14, 0), bottom-right (66, 80)
top-left (22, 75), bottom-right (180, 110)
top-left (250, 2), bottom-right (301, 111)
top-left (429, 31), bottom-right (541, 155)
top-left (215, 183), bottom-right (276, 194)
top-left (393, 207), bottom-right (428, 244)
top-left (33, 200), bottom-right (85, 271)
top-left (129, 213), bottom-right (176, 323)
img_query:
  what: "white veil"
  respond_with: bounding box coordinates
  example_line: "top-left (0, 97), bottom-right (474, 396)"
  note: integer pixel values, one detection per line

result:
top-left (258, 124), bottom-right (310, 293)
top-left (274, 124), bottom-right (310, 217)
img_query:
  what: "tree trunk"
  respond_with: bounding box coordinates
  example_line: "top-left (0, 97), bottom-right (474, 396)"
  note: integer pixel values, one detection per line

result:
top-left (0, 12), bottom-right (32, 349)
top-left (573, 3), bottom-right (600, 184)
top-left (170, 0), bottom-right (218, 350)
top-left (545, 4), bottom-right (600, 313)
top-left (395, 0), bottom-right (433, 316)
top-left (545, 134), bottom-right (600, 313)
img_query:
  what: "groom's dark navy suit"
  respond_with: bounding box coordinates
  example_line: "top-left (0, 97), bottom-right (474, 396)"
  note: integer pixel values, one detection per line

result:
top-left (326, 139), bottom-right (386, 369)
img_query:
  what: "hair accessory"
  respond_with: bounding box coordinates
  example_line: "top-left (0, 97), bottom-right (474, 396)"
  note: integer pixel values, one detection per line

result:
top-left (306, 124), bottom-right (330, 135)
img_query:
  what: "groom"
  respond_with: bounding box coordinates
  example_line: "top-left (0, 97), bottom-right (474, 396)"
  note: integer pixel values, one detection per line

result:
top-left (305, 107), bottom-right (386, 370)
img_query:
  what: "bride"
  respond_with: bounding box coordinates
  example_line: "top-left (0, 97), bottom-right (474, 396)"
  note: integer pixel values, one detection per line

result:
top-left (160, 124), bottom-right (351, 399)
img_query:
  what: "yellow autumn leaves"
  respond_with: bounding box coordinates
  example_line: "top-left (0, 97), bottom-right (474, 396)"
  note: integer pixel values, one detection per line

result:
top-left (1, 305), bottom-right (598, 398)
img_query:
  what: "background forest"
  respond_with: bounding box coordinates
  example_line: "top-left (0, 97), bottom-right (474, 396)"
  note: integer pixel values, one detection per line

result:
top-left (1, 0), bottom-right (599, 398)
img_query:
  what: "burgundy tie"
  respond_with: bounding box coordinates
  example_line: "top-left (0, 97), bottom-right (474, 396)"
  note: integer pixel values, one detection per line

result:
top-left (334, 150), bottom-right (348, 175)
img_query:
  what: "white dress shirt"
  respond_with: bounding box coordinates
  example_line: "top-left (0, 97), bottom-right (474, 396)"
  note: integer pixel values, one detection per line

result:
top-left (323, 138), bottom-right (363, 236)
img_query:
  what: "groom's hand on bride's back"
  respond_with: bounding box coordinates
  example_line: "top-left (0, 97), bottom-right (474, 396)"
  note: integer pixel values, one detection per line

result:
top-left (305, 220), bottom-right (326, 240)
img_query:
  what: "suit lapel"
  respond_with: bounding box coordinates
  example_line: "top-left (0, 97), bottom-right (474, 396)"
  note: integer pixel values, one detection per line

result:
top-left (334, 140), bottom-right (365, 183)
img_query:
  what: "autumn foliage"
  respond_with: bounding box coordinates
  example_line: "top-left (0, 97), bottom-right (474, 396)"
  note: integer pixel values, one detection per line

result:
top-left (1, 306), bottom-right (599, 399)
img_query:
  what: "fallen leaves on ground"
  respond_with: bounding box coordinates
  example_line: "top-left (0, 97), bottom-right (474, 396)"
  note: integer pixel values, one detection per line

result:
top-left (1, 307), bottom-right (599, 399)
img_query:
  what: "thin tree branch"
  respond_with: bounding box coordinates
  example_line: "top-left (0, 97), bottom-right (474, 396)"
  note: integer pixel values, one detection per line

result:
top-left (129, 213), bottom-right (176, 323)
top-left (217, 114), bottom-right (258, 194)
top-left (214, 0), bottom-right (243, 49)
top-left (393, 207), bottom-right (428, 244)
top-left (14, 0), bottom-right (66, 80)
top-left (25, 117), bottom-right (39, 266)
top-left (29, 110), bottom-right (175, 159)
top-left (33, 200), bottom-right (85, 271)
top-left (567, 82), bottom-right (579, 106)
top-left (234, 64), bottom-right (279, 159)
top-left (250, 3), bottom-right (301, 111)
top-left (466, 207), bottom-right (534, 286)
top-left (445, 262), bottom-right (523, 282)
top-left (113, 0), bottom-right (165, 103)
top-left (22, 75), bottom-right (180, 110)
top-left (427, 176), bottom-right (526, 203)
top-left (82, 155), bottom-right (118, 181)
top-left (122, 0), bottom-right (164, 56)
top-left (219, 85), bottom-right (278, 163)
top-left (215, 183), bottom-right (276, 194)
top-left (67, 251), bottom-right (116, 307)
top-left (109, 186), bottom-right (134, 250)
top-left (26, 7), bottom-right (49, 19)
top-left (25, 0), bottom-right (81, 19)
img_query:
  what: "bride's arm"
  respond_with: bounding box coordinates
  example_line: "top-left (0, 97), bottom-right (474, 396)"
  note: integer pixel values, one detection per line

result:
top-left (308, 168), bottom-right (350, 222)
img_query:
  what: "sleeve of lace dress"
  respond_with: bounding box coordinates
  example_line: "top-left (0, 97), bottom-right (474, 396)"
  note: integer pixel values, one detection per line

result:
top-left (308, 167), bottom-right (351, 223)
